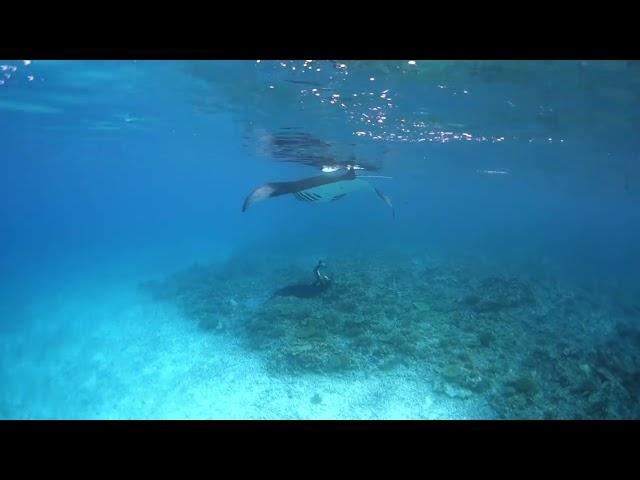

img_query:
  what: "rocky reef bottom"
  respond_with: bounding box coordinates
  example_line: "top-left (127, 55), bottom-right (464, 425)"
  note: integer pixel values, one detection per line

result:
top-left (142, 253), bottom-right (640, 419)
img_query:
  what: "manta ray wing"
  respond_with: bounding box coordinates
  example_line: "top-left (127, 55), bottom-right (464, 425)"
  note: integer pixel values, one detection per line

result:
top-left (242, 170), bottom-right (355, 211)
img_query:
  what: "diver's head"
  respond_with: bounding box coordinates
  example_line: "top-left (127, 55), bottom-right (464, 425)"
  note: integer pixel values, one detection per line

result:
top-left (317, 260), bottom-right (327, 268)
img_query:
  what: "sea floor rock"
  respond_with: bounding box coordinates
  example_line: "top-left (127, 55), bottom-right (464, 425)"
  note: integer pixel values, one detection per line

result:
top-left (143, 253), bottom-right (640, 419)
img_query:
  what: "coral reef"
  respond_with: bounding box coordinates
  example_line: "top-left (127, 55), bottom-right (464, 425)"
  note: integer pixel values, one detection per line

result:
top-left (143, 254), bottom-right (640, 419)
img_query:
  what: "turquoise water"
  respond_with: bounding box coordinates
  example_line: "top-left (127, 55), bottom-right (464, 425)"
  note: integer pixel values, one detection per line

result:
top-left (1, 60), bottom-right (639, 419)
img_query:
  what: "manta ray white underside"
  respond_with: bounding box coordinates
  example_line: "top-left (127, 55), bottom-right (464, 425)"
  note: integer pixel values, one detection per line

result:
top-left (293, 178), bottom-right (373, 203)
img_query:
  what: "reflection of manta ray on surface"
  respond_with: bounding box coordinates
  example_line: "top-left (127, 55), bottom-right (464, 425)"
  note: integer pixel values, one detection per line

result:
top-left (257, 129), bottom-right (383, 173)
top-left (242, 167), bottom-right (395, 217)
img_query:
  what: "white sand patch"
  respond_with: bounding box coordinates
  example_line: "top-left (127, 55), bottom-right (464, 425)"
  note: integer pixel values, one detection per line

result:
top-left (0, 282), bottom-right (494, 419)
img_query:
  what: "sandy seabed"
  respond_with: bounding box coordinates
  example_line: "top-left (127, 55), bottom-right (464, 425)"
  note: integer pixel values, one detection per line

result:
top-left (0, 279), bottom-right (493, 420)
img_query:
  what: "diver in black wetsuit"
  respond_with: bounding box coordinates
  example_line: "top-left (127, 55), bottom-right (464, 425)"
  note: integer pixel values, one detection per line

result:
top-left (313, 260), bottom-right (330, 287)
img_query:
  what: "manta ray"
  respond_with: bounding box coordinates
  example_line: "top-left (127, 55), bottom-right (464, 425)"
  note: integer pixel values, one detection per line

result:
top-left (242, 167), bottom-right (395, 217)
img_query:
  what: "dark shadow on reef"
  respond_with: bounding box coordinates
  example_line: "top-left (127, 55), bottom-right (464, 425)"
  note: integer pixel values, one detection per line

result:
top-left (272, 282), bottom-right (330, 299)
top-left (271, 260), bottom-right (332, 299)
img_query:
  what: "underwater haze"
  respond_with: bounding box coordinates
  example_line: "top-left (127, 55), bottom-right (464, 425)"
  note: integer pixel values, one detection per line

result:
top-left (1, 60), bottom-right (640, 419)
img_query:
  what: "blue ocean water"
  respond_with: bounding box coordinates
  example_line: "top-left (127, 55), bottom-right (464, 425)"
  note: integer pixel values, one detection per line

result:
top-left (1, 60), bottom-right (639, 419)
